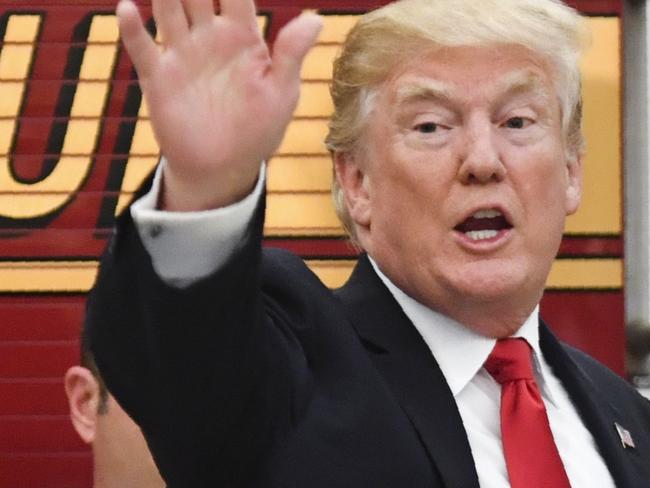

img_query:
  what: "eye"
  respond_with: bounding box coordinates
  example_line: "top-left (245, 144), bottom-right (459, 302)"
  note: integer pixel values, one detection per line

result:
top-left (504, 117), bottom-right (530, 129)
top-left (414, 122), bottom-right (439, 133)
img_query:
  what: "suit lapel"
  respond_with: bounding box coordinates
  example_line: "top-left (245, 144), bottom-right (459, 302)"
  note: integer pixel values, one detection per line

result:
top-left (336, 260), bottom-right (643, 486)
top-left (539, 323), bottom-right (640, 487)
top-left (336, 255), bottom-right (480, 488)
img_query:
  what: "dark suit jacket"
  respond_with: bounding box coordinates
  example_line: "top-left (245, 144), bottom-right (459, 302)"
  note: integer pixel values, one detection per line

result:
top-left (88, 197), bottom-right (650, 487)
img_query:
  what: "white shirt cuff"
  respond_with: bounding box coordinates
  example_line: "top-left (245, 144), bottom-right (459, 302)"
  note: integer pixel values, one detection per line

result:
top-left (130, 159), bottom-right (266, 288)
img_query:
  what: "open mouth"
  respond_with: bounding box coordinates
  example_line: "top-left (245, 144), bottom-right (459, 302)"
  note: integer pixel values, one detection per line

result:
top-left (454, 209), bottom-right (513, 242)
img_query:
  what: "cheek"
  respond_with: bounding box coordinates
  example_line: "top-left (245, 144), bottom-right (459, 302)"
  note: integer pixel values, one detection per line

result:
top-left (516, 165), bottom-right (570, 255)
top-left (373, 165), bottom-right (447, 236)
top-left (515, 145), bottom-right (568, 202)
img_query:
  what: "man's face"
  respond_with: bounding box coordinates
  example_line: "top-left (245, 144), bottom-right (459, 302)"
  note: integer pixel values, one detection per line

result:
top-left (337, 45), bottom-right (581, 337)
top-left (65, 366), bottom-right (165, 487)
top-left (93, 395), bottom-right (165, 487)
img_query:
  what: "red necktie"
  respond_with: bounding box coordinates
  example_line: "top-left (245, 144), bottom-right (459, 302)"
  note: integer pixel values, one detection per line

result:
top-left (484, 338), bottom-right (571, 488)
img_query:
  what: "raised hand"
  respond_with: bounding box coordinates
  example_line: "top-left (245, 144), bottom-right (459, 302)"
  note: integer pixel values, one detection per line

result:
top-left (117, 0), bottom-right (322, 211)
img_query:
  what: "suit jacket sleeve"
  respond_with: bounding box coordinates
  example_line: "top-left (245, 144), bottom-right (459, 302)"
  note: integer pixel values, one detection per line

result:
top-left (86, 190), bottom-right (310, 486)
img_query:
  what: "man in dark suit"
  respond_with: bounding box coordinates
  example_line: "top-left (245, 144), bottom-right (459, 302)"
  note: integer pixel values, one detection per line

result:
top-left (88, 0), bottom-right (650, 486)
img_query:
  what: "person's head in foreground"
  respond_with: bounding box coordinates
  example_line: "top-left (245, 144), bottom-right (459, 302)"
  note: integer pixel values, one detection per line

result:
top-left (328, 0), bottom-right (588, 337)
top-left (64, 330), bottom-right (164, 488)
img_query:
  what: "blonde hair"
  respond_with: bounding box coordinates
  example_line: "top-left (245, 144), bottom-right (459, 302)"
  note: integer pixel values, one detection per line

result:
top-left (325, 0), bottom-right (590, 240)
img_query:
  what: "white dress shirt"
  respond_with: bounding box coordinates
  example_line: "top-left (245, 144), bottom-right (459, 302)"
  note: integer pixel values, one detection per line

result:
top-left (370, 260), bottom-right (615, 487)
top-left (131, 162), bottom-right (616, 487)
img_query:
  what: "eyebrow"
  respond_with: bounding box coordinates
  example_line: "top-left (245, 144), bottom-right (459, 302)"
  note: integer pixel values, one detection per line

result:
top-left (395, 79), bottom-right (455, 106)
top-left (394, 69), bottom-right (551, 107)
top-left (494, 69), bottom-right (552, 103)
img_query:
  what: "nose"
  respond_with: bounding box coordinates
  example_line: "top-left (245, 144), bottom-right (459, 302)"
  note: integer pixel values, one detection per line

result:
top-left (457, 120), bottom-right (507, 184)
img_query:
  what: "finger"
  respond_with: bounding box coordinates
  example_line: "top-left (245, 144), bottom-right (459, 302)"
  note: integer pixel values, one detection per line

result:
top-left (185, 0), bottom-right (214, 27)
top-left (219, 0), bottom-right (258, 31)
top-left (117, 0), bottom-right (159, 79)
top-left (153, 0), bottom-right (190, 45)
top-left (271, 13), bottom-right (323, 88)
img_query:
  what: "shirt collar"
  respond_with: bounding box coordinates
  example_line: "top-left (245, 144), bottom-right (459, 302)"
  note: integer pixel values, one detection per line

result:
top-left (368, 257), bottom-right (558, 406)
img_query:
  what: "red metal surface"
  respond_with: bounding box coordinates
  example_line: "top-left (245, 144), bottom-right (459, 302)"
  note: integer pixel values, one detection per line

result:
top-left (0, 297), bottom-right (85, 340)
top-left (0, 417), bottom-right (86, 452)
top-left (0, 343), bottom-right (78, 378)
top-left (541, 291), bottom-right (626, 376)
top-left (0, 380), bottom-right (69, 416)
top-left (0, 1), bottom-right (626, 486)
top-left (0, 297), bottom-right (88, 487)
top-left (0, 453), bottom-right (92, 488)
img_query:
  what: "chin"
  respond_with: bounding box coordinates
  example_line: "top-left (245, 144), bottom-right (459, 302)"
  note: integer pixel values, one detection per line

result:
top-left (446, 264), bottom-right (538, 303)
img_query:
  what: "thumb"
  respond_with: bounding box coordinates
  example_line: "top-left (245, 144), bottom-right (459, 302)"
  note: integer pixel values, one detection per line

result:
top-left (271, 13), bottom-right (323, 89)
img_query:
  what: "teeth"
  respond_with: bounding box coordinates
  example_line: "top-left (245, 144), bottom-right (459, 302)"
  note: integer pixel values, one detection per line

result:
top-left (472, 209), bottom-right (502, 219)
top-left (466, 230), bottom-right (498, 241)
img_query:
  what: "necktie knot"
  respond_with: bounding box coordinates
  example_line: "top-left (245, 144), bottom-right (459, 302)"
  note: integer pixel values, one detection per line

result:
top-left (484, 338), bottom-right (534, 384)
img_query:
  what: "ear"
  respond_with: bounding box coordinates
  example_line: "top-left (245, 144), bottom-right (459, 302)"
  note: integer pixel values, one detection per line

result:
top-left (564, 151), bottom-right (582, 216)
top-left (64, 366), bottom-right (100, 444)
top-left (334, 151), bottom-right (371, 229)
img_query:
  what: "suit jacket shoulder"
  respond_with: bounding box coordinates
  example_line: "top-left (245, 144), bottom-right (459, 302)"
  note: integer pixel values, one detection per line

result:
top-left (541, 323), bottom-right (650, 486)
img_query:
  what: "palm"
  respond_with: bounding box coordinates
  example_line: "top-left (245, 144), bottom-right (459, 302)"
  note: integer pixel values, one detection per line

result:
top-left (117, 0), bottom-right (322, 209)
top-left (144, 17), bottom-right (278, 172)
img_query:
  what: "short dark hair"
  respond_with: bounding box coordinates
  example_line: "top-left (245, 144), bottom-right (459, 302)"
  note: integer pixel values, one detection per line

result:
top-left (80, 325), bottom-right (110, 414)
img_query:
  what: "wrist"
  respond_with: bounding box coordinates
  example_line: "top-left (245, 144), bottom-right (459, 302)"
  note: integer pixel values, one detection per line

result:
top-left (160, 163), bottom-right (260, 212)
